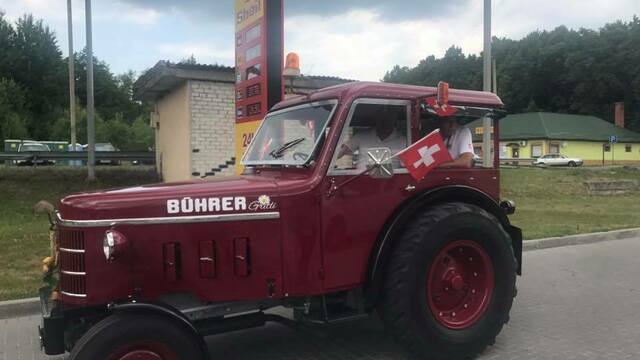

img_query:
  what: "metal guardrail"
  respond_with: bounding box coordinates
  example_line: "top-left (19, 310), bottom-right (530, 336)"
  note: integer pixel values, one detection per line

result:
top-left (0, 151), bottom-right (155, 162)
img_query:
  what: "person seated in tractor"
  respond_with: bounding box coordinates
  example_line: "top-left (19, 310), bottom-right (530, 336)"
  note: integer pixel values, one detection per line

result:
top-left (337, 106), bottom-right (406, 169)
top-left (437, 116), bottom-right (475, 168)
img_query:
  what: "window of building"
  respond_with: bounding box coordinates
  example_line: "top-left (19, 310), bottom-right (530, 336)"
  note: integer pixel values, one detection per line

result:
top-left (604, 144), bottom-right (611, 152)
top-left (531, 144), bottom-right (543, 158)
top-left (549, 143), bottom-right (560, 154)
top-left (625, 144), bottom-right (632, 153)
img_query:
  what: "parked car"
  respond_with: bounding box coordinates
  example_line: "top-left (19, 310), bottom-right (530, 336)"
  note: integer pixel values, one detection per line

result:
top-left (83, 143), bottom-right (121, 165)
top-left (14, 142), bottom-right (55, 166)
top-left (533, 154), bottom-right (583, 167)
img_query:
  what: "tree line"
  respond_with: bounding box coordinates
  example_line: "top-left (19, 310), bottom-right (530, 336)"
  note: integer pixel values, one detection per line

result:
top-left (0, 12), bottom-right (152, 151)
top-left (384, 17), bottom-right (640, 131)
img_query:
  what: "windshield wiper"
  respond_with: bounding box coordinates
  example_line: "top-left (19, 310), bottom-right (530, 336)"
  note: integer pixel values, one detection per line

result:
top-left (269, 138), bottom-right (305, 159)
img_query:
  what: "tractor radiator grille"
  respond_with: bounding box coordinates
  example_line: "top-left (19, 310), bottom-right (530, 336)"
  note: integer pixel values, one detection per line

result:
top-left (58, 229), bottom-right (87, 298)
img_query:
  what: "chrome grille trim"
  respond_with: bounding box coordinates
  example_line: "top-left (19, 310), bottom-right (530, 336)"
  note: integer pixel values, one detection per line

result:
top-left (61, 270), bottom-right (86, 276)
top-left (55, 211), bottom-right (280, 228)
top-left (59, 247), bottom-right (85, 254)
top-left (60, 291), bottom-right (87, 298)
top-left (58, 228), bottom-right (87, 297)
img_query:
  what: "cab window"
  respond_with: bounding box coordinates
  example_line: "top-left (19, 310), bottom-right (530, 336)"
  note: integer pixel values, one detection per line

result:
top-left (333, 100), bottom-right (410, 172)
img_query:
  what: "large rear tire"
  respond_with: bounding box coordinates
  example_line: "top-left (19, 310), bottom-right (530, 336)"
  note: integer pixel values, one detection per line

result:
top-left (69, 313), bottom-right (206, 360)
top-left (379, 202), bottom-right (516, 360)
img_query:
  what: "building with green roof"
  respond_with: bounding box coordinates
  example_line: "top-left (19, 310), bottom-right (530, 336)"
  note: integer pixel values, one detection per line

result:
top-left (467, 112), bottom-right (640, 165)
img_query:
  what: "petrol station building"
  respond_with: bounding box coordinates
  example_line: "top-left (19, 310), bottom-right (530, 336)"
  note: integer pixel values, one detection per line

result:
top-left (468, 111), bottom-right (640, 165)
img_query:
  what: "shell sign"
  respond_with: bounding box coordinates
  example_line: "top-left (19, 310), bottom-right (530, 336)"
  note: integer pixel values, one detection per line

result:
top-left (235, 0), bottom-right (264, 32)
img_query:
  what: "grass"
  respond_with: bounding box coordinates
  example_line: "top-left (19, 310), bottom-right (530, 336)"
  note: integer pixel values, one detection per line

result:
top-left (0, 165), bottom-right (639, 301)
top-left (0, 165), bottom-right (159, 301)
top-left (503, 166), bottom-right (640, 239)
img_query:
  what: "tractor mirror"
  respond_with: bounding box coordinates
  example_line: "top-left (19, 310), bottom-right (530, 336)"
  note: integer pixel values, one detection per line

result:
top-left (366, 148), bottom-right (394, 179)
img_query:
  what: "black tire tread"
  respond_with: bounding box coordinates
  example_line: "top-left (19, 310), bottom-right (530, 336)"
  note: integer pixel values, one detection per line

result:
top-left (69, 312), bottom-right (205, 360)
top-left (379, 202), bottom-right (517, 360)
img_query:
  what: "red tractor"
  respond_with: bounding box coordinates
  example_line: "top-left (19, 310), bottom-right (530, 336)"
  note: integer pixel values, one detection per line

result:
top-left (39, 82), bottom-right (521, 360)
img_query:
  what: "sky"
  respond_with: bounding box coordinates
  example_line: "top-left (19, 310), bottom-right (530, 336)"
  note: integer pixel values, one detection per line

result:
top-left (0, 0), bottom-right (638, 81)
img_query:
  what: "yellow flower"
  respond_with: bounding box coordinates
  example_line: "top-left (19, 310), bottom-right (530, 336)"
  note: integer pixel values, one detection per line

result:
top-left (42, 256), bottom-right (53, 266)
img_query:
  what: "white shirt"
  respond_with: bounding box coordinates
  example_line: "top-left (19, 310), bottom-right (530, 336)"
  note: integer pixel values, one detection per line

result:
top-left (345, 128), bottom-right (407, 169)
top-left (444, 127), bottom-right (474, 159)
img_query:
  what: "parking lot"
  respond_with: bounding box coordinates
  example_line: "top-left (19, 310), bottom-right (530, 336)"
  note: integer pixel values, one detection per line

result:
top-left (2, 236), bottom-right (640, 360)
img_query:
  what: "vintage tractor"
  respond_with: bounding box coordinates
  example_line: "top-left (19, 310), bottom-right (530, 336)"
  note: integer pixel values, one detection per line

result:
top-left (39, 81), bottom-right (521, 360)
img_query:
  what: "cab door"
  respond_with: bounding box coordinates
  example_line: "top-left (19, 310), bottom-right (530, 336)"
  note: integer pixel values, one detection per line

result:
top-left (320, 98), bottom-right (416, 290)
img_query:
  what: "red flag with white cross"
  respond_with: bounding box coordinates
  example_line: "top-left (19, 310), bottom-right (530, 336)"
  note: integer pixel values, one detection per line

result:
top-left (397, 129), bottom-right (452, 181)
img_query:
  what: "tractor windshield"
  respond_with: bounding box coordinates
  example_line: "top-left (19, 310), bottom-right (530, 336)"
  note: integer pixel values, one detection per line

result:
top-left (242, 100), bottom-right (337, 166)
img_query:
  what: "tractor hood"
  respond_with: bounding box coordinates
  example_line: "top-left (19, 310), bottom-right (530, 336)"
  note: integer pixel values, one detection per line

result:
top-left (58, 175), bottom-right (279, 221)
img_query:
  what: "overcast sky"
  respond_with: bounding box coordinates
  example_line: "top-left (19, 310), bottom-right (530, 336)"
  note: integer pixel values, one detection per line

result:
top-left (0, 0), bottom-right (638, 80)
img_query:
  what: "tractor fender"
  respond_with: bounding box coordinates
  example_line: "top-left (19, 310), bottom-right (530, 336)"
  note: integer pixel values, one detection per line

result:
top-left (366, 185), bottom-right (521, 303)
top-left (113, 301), bottom-right (209, 359)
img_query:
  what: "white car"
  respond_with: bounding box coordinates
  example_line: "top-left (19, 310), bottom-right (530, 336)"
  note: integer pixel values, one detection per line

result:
top-left (14, 142), bottom-right (55, 166)
top-left (533, 154), bottom-right (583, 167)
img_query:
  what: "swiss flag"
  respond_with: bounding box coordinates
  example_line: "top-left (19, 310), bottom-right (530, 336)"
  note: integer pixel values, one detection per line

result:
top-left (397, 129), bottom-right (453, 181)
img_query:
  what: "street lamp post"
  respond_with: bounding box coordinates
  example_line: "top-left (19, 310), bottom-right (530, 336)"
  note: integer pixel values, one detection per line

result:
top-left (482, 0), bottom-right (492, 168)
top-left (85, 0), bottom-right (96, 180)
top-left (67, 0), bottom-right (76, 152)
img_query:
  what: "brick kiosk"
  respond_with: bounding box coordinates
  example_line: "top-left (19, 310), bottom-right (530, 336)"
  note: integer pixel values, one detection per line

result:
top-left (135, 62), bottom-right (237, 181)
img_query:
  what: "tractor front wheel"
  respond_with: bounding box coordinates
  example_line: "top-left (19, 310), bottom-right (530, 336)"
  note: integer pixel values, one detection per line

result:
top-left (379, 202), bottom-right (517, 360)
top-left (69, 313), bottom-right (206, 360)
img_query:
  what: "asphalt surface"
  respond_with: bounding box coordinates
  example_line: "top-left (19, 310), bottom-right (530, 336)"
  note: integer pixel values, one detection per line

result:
top-left (2, 237), bottom-right (640, 360)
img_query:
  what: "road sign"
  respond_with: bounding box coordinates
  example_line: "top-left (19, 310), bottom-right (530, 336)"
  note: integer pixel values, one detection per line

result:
top-left (609, 135), bottom-right (618, 144)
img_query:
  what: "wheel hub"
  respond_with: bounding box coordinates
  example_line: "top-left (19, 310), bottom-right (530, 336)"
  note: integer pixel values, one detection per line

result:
top-left (109, 341), bottom-right (178, 360)
top-left (427, 240), bottom-right (494, 329)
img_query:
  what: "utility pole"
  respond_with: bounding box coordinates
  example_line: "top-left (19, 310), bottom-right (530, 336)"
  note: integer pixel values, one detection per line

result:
top-left (482, 0), bottom-right (492, 168)
top-left (67, 0), bottom-right (76, 152)
top-left (85, 0), bottom-right (96, 180)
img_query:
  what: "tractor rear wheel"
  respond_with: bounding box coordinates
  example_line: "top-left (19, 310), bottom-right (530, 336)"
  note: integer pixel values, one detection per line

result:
top-left (379, 202), bottom-right (516, 360)
top-left (69, 313), bottom-right (205, 360)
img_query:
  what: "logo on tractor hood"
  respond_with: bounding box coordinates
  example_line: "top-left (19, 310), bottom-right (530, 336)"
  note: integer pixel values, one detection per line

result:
top-left (166, 195), bottom-right (276, 214)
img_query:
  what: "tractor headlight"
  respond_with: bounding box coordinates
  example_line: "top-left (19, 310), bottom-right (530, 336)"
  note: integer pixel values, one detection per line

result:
top-left (103, 230), bottom-right (126, 261)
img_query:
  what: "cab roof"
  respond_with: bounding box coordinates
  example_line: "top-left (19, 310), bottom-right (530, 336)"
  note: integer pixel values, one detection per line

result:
top-left (272, 81), bottom-right (504, 111)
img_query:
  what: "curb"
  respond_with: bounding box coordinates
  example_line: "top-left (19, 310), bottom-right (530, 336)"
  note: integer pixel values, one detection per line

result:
top-left (0, 228), bottom-right (639, 319)
top-left (523, 227), bottom-right (640, 251)
top-left (0, 296), bottom-right (39, 320)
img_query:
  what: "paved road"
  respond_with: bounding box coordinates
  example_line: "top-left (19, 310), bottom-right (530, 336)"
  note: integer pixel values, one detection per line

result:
top-left (2, 237), bottom-right (640, 360)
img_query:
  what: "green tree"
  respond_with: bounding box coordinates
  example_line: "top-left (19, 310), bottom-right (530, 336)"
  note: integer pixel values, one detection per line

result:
top-left (72, 51), bottom-right (144, 124)
top-left (0, 78), bottom-right (29, 141)
top-left (10, 15), bottom-right (66, 140)
top-left (384, 17), bottom-right (640, 131)
top-left (50, 107), bottom-right (107, 145)
top-left (0, 12), bottom-right (16, 78)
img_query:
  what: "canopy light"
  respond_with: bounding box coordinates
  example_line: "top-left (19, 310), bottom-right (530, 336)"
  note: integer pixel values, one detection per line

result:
top-left (437, 81), bottom-right (449, 106)
top-left (283, 52), bottom-right (300, 77)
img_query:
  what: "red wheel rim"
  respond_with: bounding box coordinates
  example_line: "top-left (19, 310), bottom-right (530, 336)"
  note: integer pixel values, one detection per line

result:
top-left (107, 341), bottom-right (179, 360)
top-left (427, 240), bottom-right (494, 329)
